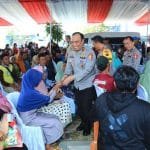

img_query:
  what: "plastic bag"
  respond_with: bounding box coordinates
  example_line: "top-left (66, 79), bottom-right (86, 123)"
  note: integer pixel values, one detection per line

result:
top-left (5, 119), bottom-right (23, 148)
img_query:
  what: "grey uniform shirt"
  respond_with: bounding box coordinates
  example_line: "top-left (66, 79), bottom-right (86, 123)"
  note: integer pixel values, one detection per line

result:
top-left (64, 47), bottom-right (96, 90)
top-left (123, 47), bottom-right (141, 71)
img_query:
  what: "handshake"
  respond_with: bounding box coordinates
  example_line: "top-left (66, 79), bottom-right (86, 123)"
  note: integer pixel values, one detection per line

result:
top-left (53, 75), bottom-right (75, 89)
top-left (54, 88), bottom-right (64, 100)
top-left (50, 84), bottom-right (63, 100)
top-left (51, 75), bottom-right (75, 100)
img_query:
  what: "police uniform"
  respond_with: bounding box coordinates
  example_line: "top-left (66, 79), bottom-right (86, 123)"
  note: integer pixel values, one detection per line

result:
top-left (65, 46), bottom-right (96, 134)
top-left (123, 47), bottom-right (141, 71)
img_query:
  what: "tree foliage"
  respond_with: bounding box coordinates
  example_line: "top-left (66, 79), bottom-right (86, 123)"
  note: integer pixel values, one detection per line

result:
top-left (45, 22), bottom-right (63, 43)
top-left (83, 23), bottom-right (109, 34)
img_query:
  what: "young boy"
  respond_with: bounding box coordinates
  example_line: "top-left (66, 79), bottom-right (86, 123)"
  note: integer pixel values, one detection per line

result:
top-left (94, 56), bottom-right (115, 92)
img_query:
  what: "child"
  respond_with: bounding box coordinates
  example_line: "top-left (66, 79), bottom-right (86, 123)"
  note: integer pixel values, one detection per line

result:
top-left (94, 56), bottom-right (115, 92)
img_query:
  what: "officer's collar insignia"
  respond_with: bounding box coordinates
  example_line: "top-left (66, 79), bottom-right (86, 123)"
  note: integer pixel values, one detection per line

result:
top-left (80, 48), bottom-right (86, 59)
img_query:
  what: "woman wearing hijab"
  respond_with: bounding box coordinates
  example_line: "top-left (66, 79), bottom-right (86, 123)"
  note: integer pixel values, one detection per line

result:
top-left (33, 66), bottom-right (72, 127)
top-left (140, 60), bottom-right (150, 102)
top-left (17, 68), bottom-right (63, 150)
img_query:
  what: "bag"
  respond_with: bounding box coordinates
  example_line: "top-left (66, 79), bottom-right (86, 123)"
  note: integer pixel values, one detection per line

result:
top-left (4, 119), bottom-right (23, 148)
top-left (0, 92), bottom-right (12, 113)
top-left (38, 101), bottom-right (72, 127)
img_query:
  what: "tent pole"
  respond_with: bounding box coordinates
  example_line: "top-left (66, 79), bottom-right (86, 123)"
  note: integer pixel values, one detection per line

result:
top-left (146, 20), bottom-right (148, 44)
top-left (147, 9), bottom-right (149, 46)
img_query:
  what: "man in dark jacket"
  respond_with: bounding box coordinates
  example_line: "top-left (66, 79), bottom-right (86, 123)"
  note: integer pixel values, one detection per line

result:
top-left (93, 66), bottom-right (150, 150)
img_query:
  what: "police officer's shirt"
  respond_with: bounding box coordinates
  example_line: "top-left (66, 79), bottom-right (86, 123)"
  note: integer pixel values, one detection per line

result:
top-left (64, 47), bottom-right (96, 90)
top-left (123, 47), bottom-right (141, 71)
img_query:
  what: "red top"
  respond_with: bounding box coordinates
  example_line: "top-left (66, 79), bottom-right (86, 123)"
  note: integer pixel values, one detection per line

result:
top-left (94, 73), bottom-right (115, 92)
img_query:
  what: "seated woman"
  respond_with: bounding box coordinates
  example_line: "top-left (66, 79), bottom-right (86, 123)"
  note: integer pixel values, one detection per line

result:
top-left (17, 68), bottom-right (63, 150)
top-left (31, 55), bottom-right (39, 68)
top-left (0, 53), bottom-right (20, 93)
top-left (33, 66), bottom-right (72, 127)
top-left (9, 56), bottom-right (21, 83)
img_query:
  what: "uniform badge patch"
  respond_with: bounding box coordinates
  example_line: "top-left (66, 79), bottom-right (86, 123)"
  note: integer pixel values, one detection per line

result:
top-left (133, 53), bottom-right (138, 59)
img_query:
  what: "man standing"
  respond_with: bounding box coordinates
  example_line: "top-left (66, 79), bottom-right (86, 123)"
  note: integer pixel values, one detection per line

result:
top-left (64, 35), bottom-right (71, 48)
top-left (92, 35), bottom-right (112, 63)
top-left (93, 66), bottom-right (150, 149)
top-left (123, 36), bottom-right (141, 71)
top-left (62, 32), bottom-right (96, 136)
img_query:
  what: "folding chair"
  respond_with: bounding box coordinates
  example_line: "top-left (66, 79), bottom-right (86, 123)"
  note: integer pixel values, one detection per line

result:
top-left (137, 84), bottom-right (149, 102)
top-left (6, 92), bottom-right (45, 150)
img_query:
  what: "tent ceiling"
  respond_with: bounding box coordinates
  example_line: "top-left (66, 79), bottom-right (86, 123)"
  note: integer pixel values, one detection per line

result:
top-left (0, 0), bottom-right (149, 27)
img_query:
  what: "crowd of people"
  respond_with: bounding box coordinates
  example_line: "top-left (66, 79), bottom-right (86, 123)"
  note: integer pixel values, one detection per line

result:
top-left (0, 32), bottom-right (150, 150)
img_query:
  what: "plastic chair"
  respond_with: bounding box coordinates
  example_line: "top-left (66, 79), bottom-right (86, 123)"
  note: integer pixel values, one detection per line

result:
top-left (6, 92), bottom-right (45, 150)
top-left (0, 82), bottom-right (8, 96)
top-left (137, 84), bottom-right (149, 102)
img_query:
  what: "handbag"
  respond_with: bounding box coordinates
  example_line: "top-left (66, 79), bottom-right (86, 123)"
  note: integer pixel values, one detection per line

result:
top-left (4, 119), bottom-right (23, 148)
top-left (39, 101), bottom-right (72, 127)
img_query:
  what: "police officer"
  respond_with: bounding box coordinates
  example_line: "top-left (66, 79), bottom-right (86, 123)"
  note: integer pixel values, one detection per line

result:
top-left (62, 32), bottom-right (96, 136)
top-left (92, 35), bottom-right (112, 62)
top-left (123, 36), bottom-right (141, 71)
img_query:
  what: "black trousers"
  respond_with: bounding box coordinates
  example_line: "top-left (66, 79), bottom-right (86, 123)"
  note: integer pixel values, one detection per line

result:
top-left (74, 86), bottom-right (96, 130)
